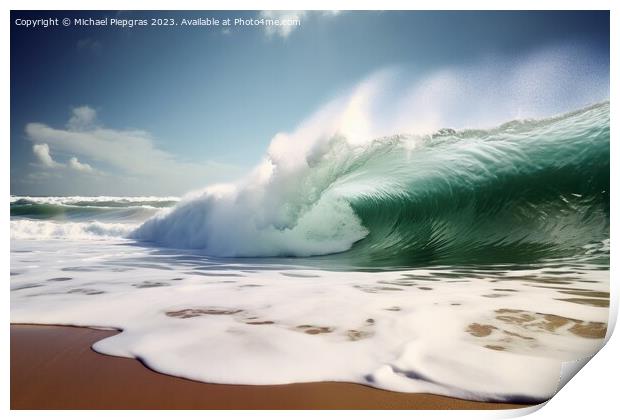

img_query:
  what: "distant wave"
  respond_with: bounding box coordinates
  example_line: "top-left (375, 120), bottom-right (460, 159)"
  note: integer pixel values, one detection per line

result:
top-left (133, 102), bottom-right (610, 266)
top-left (10, 196), bottom-right (178, 223)
top-left (10, 195), bottom-right (180, 206)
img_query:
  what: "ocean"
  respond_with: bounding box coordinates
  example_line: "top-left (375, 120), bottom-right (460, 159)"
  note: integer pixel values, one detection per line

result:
top-left (10, 102), bottom-right (610, 403)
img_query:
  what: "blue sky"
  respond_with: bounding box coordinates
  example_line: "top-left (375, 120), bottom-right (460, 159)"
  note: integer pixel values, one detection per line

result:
top-left (10, 11), bottom-right (609, 196)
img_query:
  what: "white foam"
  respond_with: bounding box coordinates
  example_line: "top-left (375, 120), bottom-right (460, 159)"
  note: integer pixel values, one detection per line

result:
top-left (10, 220), bottom-right (136, 240)
top-left (134, 188), bottom-right (368, 257)
top-left (10, 238), bottom-right (610, 402)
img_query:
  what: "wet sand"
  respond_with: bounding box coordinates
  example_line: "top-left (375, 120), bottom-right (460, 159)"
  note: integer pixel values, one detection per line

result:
top-left (11, 324), bottom-right (533, 410)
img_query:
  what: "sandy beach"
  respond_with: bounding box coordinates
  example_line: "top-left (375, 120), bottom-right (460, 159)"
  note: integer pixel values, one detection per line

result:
top-left (10, 324), bottom-right (533, 410)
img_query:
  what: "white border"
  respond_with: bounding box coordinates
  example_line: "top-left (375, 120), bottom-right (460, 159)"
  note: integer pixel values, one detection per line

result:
top-left (3, 1), bottom-right (616, 419)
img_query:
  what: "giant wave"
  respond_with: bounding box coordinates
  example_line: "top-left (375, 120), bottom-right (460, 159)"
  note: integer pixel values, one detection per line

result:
top-left (133, 102), bottom-right (609, 266)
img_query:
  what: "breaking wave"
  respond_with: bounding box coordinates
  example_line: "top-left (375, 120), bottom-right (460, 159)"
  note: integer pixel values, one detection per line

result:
top-left (133, 102), bottom-right (609, 266)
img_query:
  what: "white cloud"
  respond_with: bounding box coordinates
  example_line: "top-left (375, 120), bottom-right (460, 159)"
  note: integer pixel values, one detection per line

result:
top-left (27, 121), bottom-right (172, 176)
top-left (259, 11), bottom-right (306, 39)
top-left (258, 11), bottom-right (342, 39)
top-left (33, 141), bottom-right (98, 174)
top-left (25, 106), bottom-right (243, 195)
top-left (67, 106), bottom-right (97, 130)
top-left (68, 157), bottom-right (94, 173)
top-left (32, 144), bottom-right (62, 168)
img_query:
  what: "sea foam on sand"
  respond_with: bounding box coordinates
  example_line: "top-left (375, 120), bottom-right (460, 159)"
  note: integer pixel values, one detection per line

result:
top-left (10, 238), bottom-right (609, 403)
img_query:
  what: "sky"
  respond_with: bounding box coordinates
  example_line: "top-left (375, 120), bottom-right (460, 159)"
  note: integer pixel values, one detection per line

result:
top-left (10, 10), bottom-right (610, 196)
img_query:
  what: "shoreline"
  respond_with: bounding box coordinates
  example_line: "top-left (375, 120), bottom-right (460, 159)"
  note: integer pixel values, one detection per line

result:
top-left (10, 323), bottom-right (535, 410)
